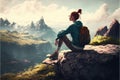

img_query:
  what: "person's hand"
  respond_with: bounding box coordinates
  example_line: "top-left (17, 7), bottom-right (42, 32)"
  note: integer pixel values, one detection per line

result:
top-left (55, 39), bottom-right (59, 46)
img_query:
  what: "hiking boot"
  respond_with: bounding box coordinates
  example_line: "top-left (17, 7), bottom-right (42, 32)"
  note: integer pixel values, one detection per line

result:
top-left (49, 51), bottom-right (58, 60)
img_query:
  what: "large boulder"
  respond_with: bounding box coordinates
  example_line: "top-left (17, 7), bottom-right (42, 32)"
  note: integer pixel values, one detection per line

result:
top-left (104, 19), bottom-right (120, 39)
top-left (57, 44), bottom-right (120, 80)
top-left (95, 26), bottom-right (108, 36)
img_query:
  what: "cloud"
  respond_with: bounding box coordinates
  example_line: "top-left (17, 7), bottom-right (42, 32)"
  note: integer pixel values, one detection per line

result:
top-left (0, 0), bottom-right (73, 28)
top-left (0, 0), bottom-right (10, 12)
top-left (0, 1), bottom-right (120, 37)
top-left (81, 3), bottom-right (120, 37)
top-left (110, 8), bottom-right (120, 21)
top-left (0, 0), bottom-right (19, 12)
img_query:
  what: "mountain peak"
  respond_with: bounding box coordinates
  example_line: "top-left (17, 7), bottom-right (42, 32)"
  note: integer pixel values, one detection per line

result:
top-left (39, 16), bottom-right (45, 24)
top-left (94, 19), bottom-right (120, 39)
top-left (37, 16), bottom-right (48, 30)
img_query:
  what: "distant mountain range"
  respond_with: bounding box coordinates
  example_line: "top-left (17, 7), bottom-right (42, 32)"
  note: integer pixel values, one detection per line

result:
top-left (0, 18), bottom-right (16, 30)
top-left (0, 17), bottom-right (56, 43)
top-left (0, 17), bottom-right (57, 74)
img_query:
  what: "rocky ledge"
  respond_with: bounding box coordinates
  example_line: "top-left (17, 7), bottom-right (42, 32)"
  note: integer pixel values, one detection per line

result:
top-left (55, 44), bottom-right (119, 80)
top-left (1, 44), bottom-right (119, 80)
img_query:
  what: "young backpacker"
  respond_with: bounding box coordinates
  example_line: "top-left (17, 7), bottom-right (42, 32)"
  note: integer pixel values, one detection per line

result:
top-left (80, 26), bottom-right (90, 46)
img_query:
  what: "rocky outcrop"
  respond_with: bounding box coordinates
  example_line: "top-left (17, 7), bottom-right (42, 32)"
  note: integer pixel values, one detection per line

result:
top-left (56, 44), bottom-right (119, 80)
top-left (1, 44), bottom-right (119, 80)
top-left (104, 19), bottom-right (120, 39)
top-left (95, 19), bottom-right (120, 39)
top-left (95, 26), bottom-right (108, 36)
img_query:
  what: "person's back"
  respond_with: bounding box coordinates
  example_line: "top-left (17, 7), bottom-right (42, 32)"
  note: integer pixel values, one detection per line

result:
top-left (69, 21), bottom-right (83, 47)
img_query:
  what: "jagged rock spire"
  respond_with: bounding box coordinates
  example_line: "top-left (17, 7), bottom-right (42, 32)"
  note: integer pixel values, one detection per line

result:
top-left (104, 19), bottom-right (120, 39)
top-left (38, 16), bottom-right (48, 30)
top-left (30, 21), bottom-right (35, 29)
top-left (39, 16), bottom-right (45, 24)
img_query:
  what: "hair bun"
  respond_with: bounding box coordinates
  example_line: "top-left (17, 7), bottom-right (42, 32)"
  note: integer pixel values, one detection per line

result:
top-left (77, 9), bottom-right (82, 14)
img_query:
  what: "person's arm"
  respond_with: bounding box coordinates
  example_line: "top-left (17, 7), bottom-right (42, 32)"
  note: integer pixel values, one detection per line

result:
top-left (56, 25), bottom-right (72, 40)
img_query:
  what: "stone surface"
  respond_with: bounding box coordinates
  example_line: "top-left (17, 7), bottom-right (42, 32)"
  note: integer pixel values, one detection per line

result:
top-left (84, 44), bottom-right (120, 54)
top-left (104, 19), bottom-right (120, 39)
top-left (56, 44), bottom-right (119, 80)
top-left (95, 26), bottom-right (108, 36)
top-left (42, 58), bottom-right (58, 65)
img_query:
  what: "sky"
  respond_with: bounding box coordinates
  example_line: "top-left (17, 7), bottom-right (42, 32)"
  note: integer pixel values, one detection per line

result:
top-left (0, 0), bottom-right (120, 37)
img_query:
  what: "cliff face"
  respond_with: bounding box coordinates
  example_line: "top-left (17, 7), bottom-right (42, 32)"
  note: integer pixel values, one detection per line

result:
top-left (57, 44), bottom-right (119, 80)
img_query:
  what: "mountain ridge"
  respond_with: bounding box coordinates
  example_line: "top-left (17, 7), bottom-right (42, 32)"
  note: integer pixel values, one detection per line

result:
top-left (0, 17), bottom-right (56, 43)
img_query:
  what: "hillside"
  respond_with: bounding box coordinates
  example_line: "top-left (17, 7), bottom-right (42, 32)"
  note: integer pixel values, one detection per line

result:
top-left (0, 30), bottom-right (53, 74)
top-left (1, 44), bottom-right (119, 80)
top-left (0, 30), bottom-right (48, 45)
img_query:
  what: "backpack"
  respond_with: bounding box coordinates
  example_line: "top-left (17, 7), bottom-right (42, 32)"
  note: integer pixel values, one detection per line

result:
top-left (80, 26), bottom-right (90, 46)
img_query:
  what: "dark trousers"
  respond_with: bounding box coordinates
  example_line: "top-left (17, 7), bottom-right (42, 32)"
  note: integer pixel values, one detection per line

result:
top-left (57, 36), bottom-right (83, 51)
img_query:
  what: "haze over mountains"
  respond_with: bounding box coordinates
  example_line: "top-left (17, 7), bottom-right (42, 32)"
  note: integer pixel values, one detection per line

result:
top-left (0, 17), bottom-right (56, 42)
top-left (0, 17), bottom-right (57, 74)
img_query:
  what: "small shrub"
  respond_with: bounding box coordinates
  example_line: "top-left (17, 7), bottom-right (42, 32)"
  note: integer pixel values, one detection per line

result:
top-left (16, 64), bottom-right (56, 80)
top-left (90, 35), bottom-right (120, 45)
top-left (1, 64), bottom-right (64, 80)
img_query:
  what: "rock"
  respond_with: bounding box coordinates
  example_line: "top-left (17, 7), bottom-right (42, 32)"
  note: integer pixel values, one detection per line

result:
top-left (84, 44), bottom-right (120, 54)
top-left (42, 58), bottom-right (58, 65)
top-left (95, 26), bottom-right (108, 36)
top-left (57, 44), bottom-right (119, 80)
top-left (2, 44), bottom-right (119, 80)
top-left (104, 19), bottom-right (120, 39)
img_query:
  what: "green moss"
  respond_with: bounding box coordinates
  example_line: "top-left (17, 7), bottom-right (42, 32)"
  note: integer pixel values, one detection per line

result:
top-left (90, 35), bottom-right (120, 45)
top-left (1, 63), bottom-right (59, 80)
top-left (15, 64), bottom-right (56, 80)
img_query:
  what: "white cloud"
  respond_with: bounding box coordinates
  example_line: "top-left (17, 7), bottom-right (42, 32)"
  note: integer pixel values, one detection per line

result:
top-left (0, 0), bottom-right (10, 12)
top-left (0, 1), bottom-right (120, 37)
top-left (0, 0), bottom-right (19, 12)
top-left (0, 0), bottom-right (73, 28)
top-left (81, 3), bottom-right (120, 37)
top-left (110, 8), bottom-right (120, 21)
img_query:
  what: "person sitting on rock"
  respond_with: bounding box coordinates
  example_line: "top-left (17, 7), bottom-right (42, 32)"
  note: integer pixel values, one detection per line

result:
top-left (50, 9), bottom-right (84, 60)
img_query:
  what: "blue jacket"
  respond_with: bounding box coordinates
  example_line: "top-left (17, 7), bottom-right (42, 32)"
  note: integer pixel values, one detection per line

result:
top-left (56, 21), bottom-right (83, 47)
